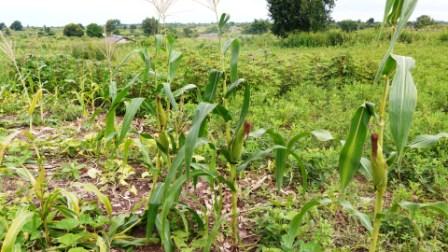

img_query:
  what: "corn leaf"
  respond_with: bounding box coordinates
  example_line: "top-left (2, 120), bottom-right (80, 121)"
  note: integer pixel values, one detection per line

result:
top-left (409, 132), bottom-right (448, 149)
top-left (340, 200), bottom-right (373, 232)
top-left (399, 201), bottom-right (448, 218)
top-left (117, 98), bottom-right (144, 145)
top-left (168, 50), bottom-right (182, 82)
top-left (185, 103), bottom-right (216, 174)
top-left (266, 130), bottom-right (287, 190)
top-left (1, 210), bottom-right (33, 252)
top-left (388, 54), bottom-right (417, 155)
top-left (203, 69), bottom-right (222, 102)
top-left (282, 198), bottom-right (330, 250)
top-left (376, 0), bottom-right (418, 81)
top-left (339, 103), bottom-right (374, 191)
top-left (311, 129), bottom-right (334, 142)
top-left (146, 183), bottom-right (164, 238)
top-left (173, 84), bottom-right (197, 98)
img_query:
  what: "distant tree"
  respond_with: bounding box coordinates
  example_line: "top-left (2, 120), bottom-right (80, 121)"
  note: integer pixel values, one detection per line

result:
top-left (267, 0), bottom-right (336, 37)
top-left (38, 26), bottom-right (55, 36)
top-left (63, 23), bottom-right (84, 37)
top-left (415, 15), bottom-right (435, 29)
top-left (338, 20), bottom-right (359, 32)
top-left (182, 27), bottom-right (198, 38)
top-left (130, 24), bottom-right (137, 30)
top-left (367, 18), bottom-right (375, 25)
top-left (10, 20), bottom-right (23, 31)
top-left (105, 19), bottom-right (121, 34)
top-left (244, 19), bottom-right (271, 34)
top-left (142, 17), bottom-right (159, 36)
top-left (0, 23), bottom-right (6, 31)
top-left (86, 23), bottom-right (103, 38)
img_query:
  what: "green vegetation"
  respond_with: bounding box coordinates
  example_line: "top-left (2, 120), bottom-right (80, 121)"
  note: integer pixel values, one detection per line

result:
top-left (63, 23), bottom-right (85, 37)
top-left (0, 0), bottom-right (447, 251)
top-left (86, 23), bottom-right (103, 38)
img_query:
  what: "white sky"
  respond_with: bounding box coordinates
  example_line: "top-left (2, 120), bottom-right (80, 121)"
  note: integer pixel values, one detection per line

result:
top-left (1, 0), bottom-right (447, 27)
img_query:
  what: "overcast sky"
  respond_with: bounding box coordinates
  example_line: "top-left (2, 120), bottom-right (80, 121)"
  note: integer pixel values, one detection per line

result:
top-left (1, 0), bottom-right (447, 27)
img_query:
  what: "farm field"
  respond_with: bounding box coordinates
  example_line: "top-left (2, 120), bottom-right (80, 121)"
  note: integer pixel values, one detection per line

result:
top-left (1, 1), bottom-right (448, 252)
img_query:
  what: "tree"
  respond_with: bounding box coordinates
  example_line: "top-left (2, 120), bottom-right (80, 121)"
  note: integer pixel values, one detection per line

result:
top-left (142, 17), bottom-right (159, 36)
top-left (244, 19), bottom-right (271, 34)
top-left (338, 20), bottom-right (359, 33)
top-left (63, 23), bottom-right (84, 37)
top-left (267, 0), bottom-right (336, 37)
top-left (367, 18), bottom-right (375, 25)
top-left (86, 23), bottom-right (103, 38)
top-left (415, 15), bottom-right (435, 29)
top-left (10, 20), bottom-right (23, 31)
top-left (0, 23), bottom-right (5, 31)
top-left (105, 19), bottom-right (121, 35)
top-left (182, 27), bottom-right (197, 38)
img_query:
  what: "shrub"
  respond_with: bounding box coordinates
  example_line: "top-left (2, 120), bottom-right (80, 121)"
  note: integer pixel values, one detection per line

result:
top-left (281, 31), bottom-right (348, 48)
top-left (86, 23), bottom-right (103, 38)
top-left (105, 19), bottom-right (121, 35)
top-left (439, 33), bottom-right (448, 43)
top-left (244, 19), bottom-right (271, 34)
top-left (415, 15), bottom-right (435, 29)
top-left (10, 20), bottom-right (23, 31)
top-left (337, 20), bottom-right (359, 33)
top-left (182, 27), bottom-right (197, 38)
top-left (63, 23), bottom-right (84, 37)
top-left (142, 17), bottom-right (159, 36)
top-left (0, 23), bottom-right (5, 31)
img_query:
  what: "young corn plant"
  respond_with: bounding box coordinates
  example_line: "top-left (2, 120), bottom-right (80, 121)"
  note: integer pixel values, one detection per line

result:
top-left (335, 1), bottom-right (446, 251)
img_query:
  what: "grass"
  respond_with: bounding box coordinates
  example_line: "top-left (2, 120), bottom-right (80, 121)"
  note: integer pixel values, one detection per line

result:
top-left (0, 23), bottom-right (447, 251)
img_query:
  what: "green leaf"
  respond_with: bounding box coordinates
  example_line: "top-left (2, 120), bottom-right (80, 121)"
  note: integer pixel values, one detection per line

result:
top-left (77, 183), bottom-right (112, 216)
top-left (311, 129), bottom-right (334, 142)
top-left (117, 98), bottom-right (144, 145)
top-left (173, 84), bottom-right (197, 98)
top-left (229, 39), bottom-right (240, 83)
top-left (400, 201), bottom-right (448, 218)
top-left (218, 13), bottom-right (230, 34)
top-left (146, 183), bottom-right (164, 238)
top-left (225, 78), bottom-right (246, 98)
top-left (266, 130), bottom-right (287, 190)
top-left (282, 198), bottom-right (329, 250)
top-left (409, 132), bottom-right (448, 149)
top-left (57, 233), bottom-right (84, 247)
top-left (1, 210), bottom-right (33, 252)
top-left (237, 145), bottom-right (286, 173)
top-left (340, 201), bottom-right (373, 232)
top-left (168, 50), bottom-right (182, 82)
top-left (359, 157), bottom-right (373, 181)
top-left (388, 54), bottom-right (417, 155)
top-left (203, 70), bottom-right (223, 102)
top-left (234, 85), bottom-right (251, 136)
top-left (185, 103), bottom-right (217, 174)
top-left (163, 83), bottom-right (177, 110)
top-left (339, 103), bottom-right (375, 191)
top-left (375, 0), bottom-right (418, 82)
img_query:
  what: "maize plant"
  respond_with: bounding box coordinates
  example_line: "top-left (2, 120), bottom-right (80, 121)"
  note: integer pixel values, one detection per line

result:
top-left (336, 0), bottom-right (447, 251)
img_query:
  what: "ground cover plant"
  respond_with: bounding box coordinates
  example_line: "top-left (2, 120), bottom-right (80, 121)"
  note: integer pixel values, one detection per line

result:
top-left (0, 0), bottom-right (448, 251)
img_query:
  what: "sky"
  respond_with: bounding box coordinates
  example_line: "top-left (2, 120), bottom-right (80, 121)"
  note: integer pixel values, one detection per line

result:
top-left (1, 0), bottom-right (447, 27)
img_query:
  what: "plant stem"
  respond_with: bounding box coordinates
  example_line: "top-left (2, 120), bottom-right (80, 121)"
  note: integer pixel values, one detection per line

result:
top-left (230, 163), bottom-right (239, 246)
top-left (369, 187), bottom-right (385, 252)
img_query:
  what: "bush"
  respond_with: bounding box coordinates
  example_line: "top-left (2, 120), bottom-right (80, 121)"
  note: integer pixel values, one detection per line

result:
top-left (281, 31), bottom-right (348, 48)
top-left (337, 20), bottom-right (359, 33)
top-left (86, 23), bottom-right (103, 38)
top-left (142, 17), bottom-right (159, 36)
top-left (182, 27), bottom-right (197, 38)
top-left (63, 23), bottom-right (84, 37)
top-left (439, 33), bottom-right (448, 43)
top-left (10, 20), bottom-right (23, 31)
top-left (0, 23), bottom-right (5, 31)
top-left (105, 19), bottom-right (121, 35)
top-left (244, 19), bottom-right (271, 34)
